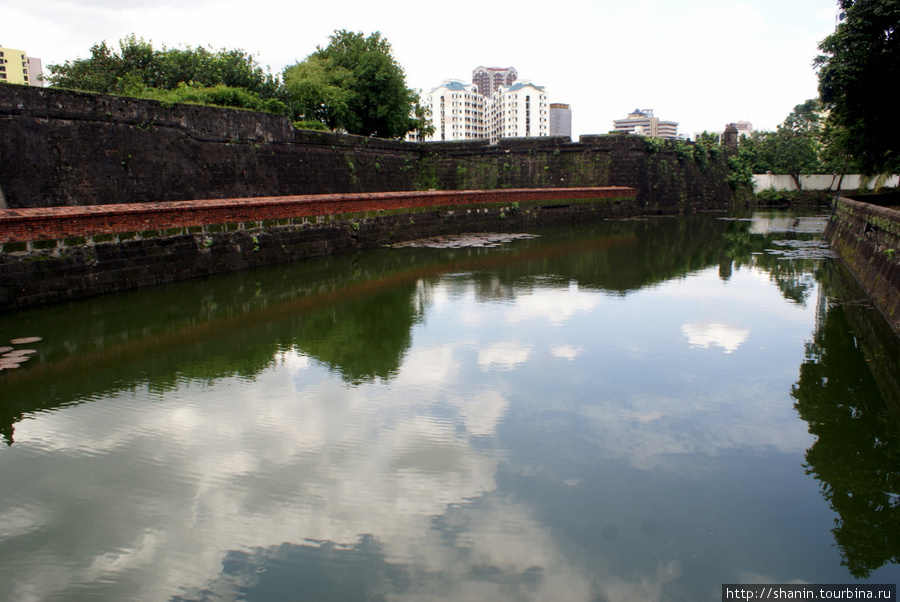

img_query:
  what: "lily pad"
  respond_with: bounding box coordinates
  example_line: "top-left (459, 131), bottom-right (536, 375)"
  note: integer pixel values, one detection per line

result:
top-left (3, 349), bottom-right (36, 357)
top-left (394, 232), bottom-right (539, 249)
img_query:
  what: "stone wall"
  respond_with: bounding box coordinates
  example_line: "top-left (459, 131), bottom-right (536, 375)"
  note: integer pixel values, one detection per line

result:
top-left (0, 189), bottom-right (637, 310)
top-left (0, 85), bottom-right (742, 210)
top-left (826, 197), bottom-right (900, 336)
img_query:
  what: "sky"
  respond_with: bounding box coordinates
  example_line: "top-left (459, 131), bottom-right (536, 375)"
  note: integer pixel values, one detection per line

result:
top-left (6, 0), bottom-right (839, 138)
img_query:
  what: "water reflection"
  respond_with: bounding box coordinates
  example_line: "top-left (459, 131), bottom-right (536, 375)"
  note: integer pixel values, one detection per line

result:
top-left (792, 261), bottom-right (900, 579)
top-left (1, 212), bottom-right (898, 600)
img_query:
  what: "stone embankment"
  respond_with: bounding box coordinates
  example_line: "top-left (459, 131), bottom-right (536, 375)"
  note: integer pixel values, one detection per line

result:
top-left (826, 196), bottom-right (900, 337)
top-left (0, 187), bottom-right (636, 310)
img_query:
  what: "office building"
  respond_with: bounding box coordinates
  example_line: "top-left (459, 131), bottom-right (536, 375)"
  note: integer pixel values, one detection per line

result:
top-left (613, 108), bottom-right (679, 140)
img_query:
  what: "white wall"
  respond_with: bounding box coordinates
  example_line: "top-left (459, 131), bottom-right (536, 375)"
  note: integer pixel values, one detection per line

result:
top-left (752, 174), bottom-right (900, 192)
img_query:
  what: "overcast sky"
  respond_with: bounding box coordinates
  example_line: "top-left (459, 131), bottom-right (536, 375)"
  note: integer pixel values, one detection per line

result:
top-left (7, 0), bottom-right (838, 138)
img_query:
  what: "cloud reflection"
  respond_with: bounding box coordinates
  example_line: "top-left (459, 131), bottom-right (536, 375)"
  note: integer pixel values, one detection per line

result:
top-left (682, 321), bottom-right (750, 353)
top-left (478, 342), bottom-right (532, 370)
top-left (507, 284), bottom-right (599, 326)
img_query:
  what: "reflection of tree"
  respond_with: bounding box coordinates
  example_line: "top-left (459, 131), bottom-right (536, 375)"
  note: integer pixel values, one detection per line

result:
top-left (297, 283), bottom-right (419, 384)
top-left (722, 217), bottom-right (824, 306)
top-left (754, 252), bottom-right (820, 306)
top-left (792, 293), bottom-right (900, 578)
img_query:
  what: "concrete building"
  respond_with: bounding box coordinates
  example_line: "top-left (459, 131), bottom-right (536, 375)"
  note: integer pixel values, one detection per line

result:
top-left (472, 66), bottom-right (517, 98)
top-left (732, 121), bottom-right (752, 137)
top-left (422, 80), bottom-right (486, 141)
top-left (613, 108), bottom-right (679, 140)
top-left (27, 56), bottom-right (43, 87)
top-left (487, 81), bottom-right (549, 142)
top-left (549, 103), bottom-right (572, 139)
top-left (0, 46), bottom-right (42, 86)
top-left (420, 77), bottom-right (549, 143)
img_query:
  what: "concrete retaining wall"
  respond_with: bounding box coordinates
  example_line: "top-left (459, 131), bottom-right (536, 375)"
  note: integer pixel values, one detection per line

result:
top-left (753, 173), bottom-right (900, 192)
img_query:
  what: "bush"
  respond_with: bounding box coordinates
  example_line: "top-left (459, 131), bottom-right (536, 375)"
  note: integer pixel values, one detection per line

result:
top-left (126, 81), bottom-right (288, 115)
top-left (293, 120), bottom-right (330, 131)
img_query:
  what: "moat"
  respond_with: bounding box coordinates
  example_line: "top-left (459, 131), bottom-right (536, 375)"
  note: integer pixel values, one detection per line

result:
top-left (1, 210), bottom-right (898, 601)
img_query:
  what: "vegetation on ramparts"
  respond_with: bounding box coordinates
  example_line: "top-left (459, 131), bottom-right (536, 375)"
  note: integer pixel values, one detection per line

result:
top-left (46, 36), bottom-right (287, 115)
top-left (45, 31), bottom-right (431, 140)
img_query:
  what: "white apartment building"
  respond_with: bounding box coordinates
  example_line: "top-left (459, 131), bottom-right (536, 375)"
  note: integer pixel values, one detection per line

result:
top-left (421, 79), bottom-right (549, 143)
top-left (422, 80), bottom-right (486, 141)
top-left (487, 81), bottom-right (549, 142)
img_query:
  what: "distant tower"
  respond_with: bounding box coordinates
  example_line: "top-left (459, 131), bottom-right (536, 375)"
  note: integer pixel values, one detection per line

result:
top-left (549, 103), bottom-right (572, 139)
top-left (722, 124), bottom-right (739, 148)
top-left (472, 66), bottom-right (517, 98)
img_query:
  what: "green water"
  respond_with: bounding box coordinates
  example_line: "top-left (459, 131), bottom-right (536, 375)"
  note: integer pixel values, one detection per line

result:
top-left (1, 211), bottom-right (898, 601)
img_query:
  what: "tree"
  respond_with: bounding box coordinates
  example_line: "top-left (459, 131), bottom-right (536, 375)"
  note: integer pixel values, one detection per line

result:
top-left (283, 30), bottom-right (432, 139)
top-left (816, 0), bottom-right (900, 175)
top-left (743, 100), bottom-right (825, 189)
top-left (47, 35), bottom-right (282, 102)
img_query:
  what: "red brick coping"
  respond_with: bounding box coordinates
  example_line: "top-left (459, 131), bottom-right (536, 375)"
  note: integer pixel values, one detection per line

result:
top-left (0, 187), bottom-right (636, 244)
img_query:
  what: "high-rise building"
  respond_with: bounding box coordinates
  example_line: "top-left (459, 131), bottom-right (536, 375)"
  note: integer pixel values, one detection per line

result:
top-left (472, 66), bottom-right (517, 98)
top-left (549, 103), bottom-right (572, 139)
top-left (612, 108), bottom-right (679, 140)
top-left (420, 78), bottom-right (549, 143)
top-left (0, 46), bottom-right (42, 86)
top-left (422, 80), bottom-right (486, 141)
top-left (487, 81), bottom-right (549, 143)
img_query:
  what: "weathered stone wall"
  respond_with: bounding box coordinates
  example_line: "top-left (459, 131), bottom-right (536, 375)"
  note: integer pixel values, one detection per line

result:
top-left (0, 86), bottom-right (421, 207)
top-left (826, 197), bottom-right (900, 336)
top-left (422, 135), bottom-right (740, 210)
top-left (0, 85), bottom-right (742, 210)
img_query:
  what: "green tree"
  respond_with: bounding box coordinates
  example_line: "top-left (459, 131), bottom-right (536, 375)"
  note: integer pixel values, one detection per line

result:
top-left (46, 35), bottom-right (282, 103)
top-left (816, 0), bottom-right (900, 175)
top-left (283, 30), bottom-right (432, 139)
top-left (744, 100), bottom-right (825, 189)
